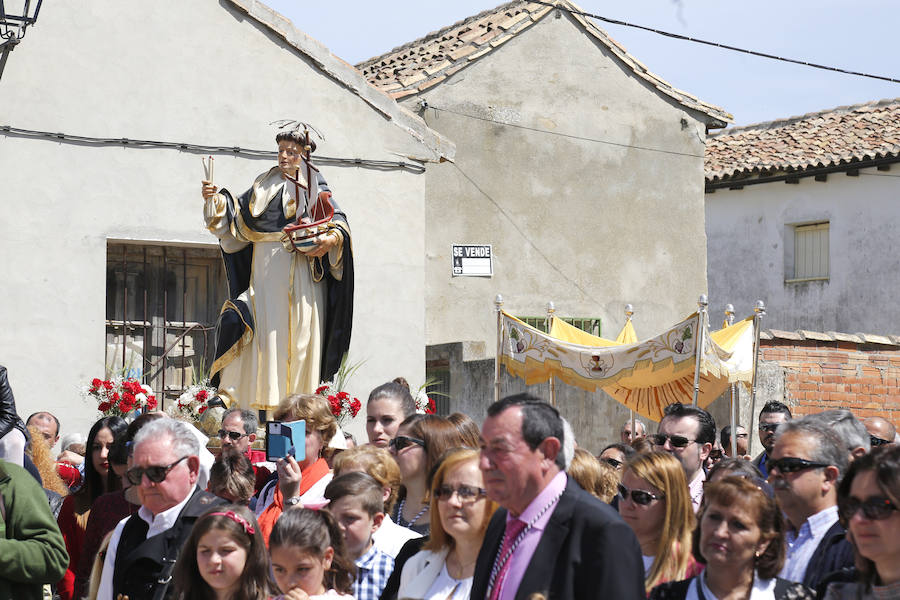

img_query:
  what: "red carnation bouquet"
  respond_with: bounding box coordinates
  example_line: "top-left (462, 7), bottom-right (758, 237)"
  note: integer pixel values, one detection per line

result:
top-left (317, 383), bottom-right (362, 427)
top-left (83, 377), bottom-right (158, 419)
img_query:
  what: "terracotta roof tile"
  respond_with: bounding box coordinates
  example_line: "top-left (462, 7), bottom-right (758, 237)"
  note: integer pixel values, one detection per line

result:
top-left (706, 98), bottom-right (900, 182)
top-left (355, 0), bottom-right (730, 125)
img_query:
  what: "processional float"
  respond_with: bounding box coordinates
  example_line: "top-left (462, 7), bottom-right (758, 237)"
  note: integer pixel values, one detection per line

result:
top-left (493, 294), bottom-right (766, 442)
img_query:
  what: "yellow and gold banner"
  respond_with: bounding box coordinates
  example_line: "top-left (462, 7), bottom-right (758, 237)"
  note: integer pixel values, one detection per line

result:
top-left (499, 312), bottom-right (755, 421)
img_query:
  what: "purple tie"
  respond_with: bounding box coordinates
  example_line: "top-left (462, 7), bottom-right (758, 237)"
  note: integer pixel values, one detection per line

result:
top-left (490, 518), bottom-right (527, 600)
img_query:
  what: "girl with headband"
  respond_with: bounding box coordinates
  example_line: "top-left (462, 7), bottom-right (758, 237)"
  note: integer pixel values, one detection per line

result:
top-left (172, 504), bottom-right (275, 600)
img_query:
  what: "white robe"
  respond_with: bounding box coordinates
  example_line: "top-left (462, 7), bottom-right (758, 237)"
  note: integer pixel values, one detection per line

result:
top-left (204, 166), bottom-right (343, 410)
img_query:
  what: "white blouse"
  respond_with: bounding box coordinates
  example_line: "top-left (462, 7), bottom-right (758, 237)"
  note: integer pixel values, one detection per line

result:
top-left (423, 562), bottom-right (473, 600)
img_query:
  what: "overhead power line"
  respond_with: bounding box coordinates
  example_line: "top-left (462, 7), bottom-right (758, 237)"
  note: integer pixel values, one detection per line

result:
top-left (0, 125), bottom-right (427, 173)
top-left (537, 1), bottom-right (900, 84)
top-left (424, 103), bottom-right (705, 159)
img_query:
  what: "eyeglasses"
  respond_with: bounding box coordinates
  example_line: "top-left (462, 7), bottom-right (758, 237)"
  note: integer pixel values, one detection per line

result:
top-left (389, 436), bottom-right (425, 451)
top-left (601, 457), bottom-right (623, 469)
top-left (870, 435), bottom-right (892, 447)
top-left (125, 456), bottom-right (189, 485)
top-left (758, 423), bottom-right (780, 433)
top-left (840, 496), bottom-right (898, 523)
top-left (650, 433), bottom-right (696, 449)
top-left (435, 484), bottom-right (487, 502)
top-left (765, 457), bottom-right (830, 474)
top-left (218, 429), bottom-right (248, 441)
top-left (618, 484), bottom-right (664, 506)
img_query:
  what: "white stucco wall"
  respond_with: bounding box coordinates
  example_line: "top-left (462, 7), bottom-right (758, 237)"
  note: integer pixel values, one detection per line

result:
top-left (408, 12), bottom-right (711, 353)
top-left (706, 168), bottom-right (900, 334)
top-left (0, 0), bottom-right (445, 442)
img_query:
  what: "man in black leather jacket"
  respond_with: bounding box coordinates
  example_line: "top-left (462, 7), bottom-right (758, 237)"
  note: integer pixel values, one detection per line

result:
top-left (0, 365), bottom-right (29, 466)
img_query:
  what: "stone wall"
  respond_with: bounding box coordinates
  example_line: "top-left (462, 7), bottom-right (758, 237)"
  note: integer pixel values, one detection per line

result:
top-left (430, 329), bottom-right (900, 455)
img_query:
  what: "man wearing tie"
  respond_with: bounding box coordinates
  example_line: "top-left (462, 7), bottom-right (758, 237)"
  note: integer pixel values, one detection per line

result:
top-left (472, 394), bottom-right (644, 599)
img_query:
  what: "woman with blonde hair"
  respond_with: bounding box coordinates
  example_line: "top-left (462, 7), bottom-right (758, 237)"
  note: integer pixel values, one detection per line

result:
top-left (255, 393), bottom-right (337, 543)
top-left (618, 451), bottom-right (702, 594)
top-left (569, 448), bottom-right (618, 503)
top-left (333, 444), bottom-right (421, 557)
top-left (397, 447), bottom-right (498, 600)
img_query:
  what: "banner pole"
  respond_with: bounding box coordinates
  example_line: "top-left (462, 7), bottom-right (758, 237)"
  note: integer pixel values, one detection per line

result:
top-left (749, 300), bottom-right (766, 443)
top-left (725, 303), bottom-right (737, 457)
top-left (546, 301), bottom-right (557, 408)
top-left (625, 303), bottom-right (636, 436)
top-left (692, 295), bottom-right (708, 406)
top-left (494, 294), bottom-right (504, 405)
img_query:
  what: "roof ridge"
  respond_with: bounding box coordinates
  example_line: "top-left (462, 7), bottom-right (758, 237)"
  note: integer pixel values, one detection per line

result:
top-left (711, 97), bottom-right (900, 138)
top-left (355, 0), bottom-right (532, 68)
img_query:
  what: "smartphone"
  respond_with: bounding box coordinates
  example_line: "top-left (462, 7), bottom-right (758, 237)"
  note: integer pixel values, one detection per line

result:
top-left (265, 420), bottom-right (306, 462)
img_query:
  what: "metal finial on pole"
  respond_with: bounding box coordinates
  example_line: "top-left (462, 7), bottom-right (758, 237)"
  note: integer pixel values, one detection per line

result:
top-left (494, 294), bottom-right (504, 404)
top-left (625, 303), bottom-right (636, 435)
top-left (749, 300), bottom-right (766, 441)
top-left (546, 301), bottom-right (557, 407)
top-left (725, 303), bottom-right (737, 456)
top-left (691, 295), bottom-right (708, 406)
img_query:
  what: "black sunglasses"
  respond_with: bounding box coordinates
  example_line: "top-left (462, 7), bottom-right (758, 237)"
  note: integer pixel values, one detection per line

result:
top-left (766, 456), bottom-right (829, 474)
top-left (840, 496), bottom-right (898, 523)
top-left (758, 423), bottom-right (780, 433)
top-left (618, 483), bottom-right (664, 506)
top-left (650, 433), bottom-right (696, 449)
top-left (218, 429), bottom-right (248, 441)
top-left (125, 455), bottom-right (189, 486)
top-left (389, 436), bottom-right (425, 451)
top-left (435, 484), bottom-right (487, 502)
top-left (601, 457), bottom-right (623, 469)
top-left (870, 435), bottom-right (892, 447)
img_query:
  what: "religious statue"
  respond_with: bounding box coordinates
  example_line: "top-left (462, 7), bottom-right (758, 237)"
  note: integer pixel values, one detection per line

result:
top-left (201, 125), bottom-right (353, 411)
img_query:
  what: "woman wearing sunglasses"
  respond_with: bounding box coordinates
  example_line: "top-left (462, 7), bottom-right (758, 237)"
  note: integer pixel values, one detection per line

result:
top-left (56, 415), bottom-right (128, 600)
top-left (650, 476), bottom-right (814, 600)
top-left (397, 447), bottom-right (498, 600)
top-left (823, 444), bottom-right (900, 600)
top-left (390, 414), bottom-right (469, 535)
top-left (619, 452), bottom-right (702, 594)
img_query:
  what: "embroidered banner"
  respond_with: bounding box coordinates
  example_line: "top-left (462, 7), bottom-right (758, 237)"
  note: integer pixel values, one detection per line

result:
top-left (499, 312), bottom-right (755, 421)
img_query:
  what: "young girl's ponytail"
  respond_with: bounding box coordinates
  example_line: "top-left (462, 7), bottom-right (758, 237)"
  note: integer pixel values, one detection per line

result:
top-left (269, 508), bottom-right (356, 594)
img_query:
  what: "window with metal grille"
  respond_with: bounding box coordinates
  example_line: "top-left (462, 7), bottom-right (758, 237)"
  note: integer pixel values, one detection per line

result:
top-left (519, 316), bottom-right (601, 336)
top-left (105, 243), bottom-right (226, 408)
top-left (792, 222), bottom-right (829, 280)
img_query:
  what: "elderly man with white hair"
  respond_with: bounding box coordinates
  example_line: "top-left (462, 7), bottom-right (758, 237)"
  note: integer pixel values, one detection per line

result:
top-left (97, 417), bottom-right (225, 600)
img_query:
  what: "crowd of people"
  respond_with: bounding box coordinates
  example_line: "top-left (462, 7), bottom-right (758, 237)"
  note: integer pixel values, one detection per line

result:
top-left (1, 361), bottom-right (899, 600)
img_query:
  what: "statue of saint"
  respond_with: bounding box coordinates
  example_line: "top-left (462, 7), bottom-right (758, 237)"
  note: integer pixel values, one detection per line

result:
top-left (201, 129), bottom-right (353, 411)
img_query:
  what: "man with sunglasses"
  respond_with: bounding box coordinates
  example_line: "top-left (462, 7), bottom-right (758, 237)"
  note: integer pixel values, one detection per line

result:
top-left (753, 401), bottom-right (792, 478)
top-left (652, 402), bottom-right (716, 512)
top-left (219, 408), bottom-right (271, 493)
top-left (97, 418), bottom-right (225, 600)
top-left (472, 394), bottom-right (643, 600)
top-left (767, 417), bottom-right (854, 591)
top-left (863, 416), bottom-right (896, 448)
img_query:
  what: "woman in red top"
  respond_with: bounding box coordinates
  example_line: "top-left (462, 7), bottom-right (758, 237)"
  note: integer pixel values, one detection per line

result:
top-left (56, 415), bottom-right (127, 600)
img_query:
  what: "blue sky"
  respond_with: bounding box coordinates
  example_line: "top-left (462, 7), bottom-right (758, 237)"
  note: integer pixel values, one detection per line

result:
top-left (263, 0), bottom-right (899, 127)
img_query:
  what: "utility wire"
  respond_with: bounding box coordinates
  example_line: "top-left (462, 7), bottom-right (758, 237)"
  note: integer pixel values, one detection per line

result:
top-left (450, 161), bottom-right (603, 307)
top-left (0, 124), bottom-right (427, 173)
top-left (537, 1), bottom-right (900, 84)
top-left (426, 104), bottom-right (704, 159)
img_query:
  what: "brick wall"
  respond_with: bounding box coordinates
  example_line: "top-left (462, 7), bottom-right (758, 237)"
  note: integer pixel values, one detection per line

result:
top-left (760, 333), bottom-right (900, 429)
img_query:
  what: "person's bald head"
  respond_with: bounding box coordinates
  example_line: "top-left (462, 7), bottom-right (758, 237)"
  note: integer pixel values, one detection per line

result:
top-left (864, 416), bottom-right (897, 446)
top-left (26, 411), bottom-right (60, 446)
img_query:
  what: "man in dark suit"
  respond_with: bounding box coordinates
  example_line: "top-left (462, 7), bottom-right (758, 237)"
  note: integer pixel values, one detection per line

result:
top-left (471, 394), bottom-right (644, 600)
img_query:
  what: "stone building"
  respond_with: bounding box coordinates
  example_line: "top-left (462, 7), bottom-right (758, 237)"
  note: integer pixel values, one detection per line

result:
top-left (705, 98), bottom-right (900, 334)
top-left (357, 0), bottom-right (731, 442)
top-left (0, 0), bottom-right (452, 439)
